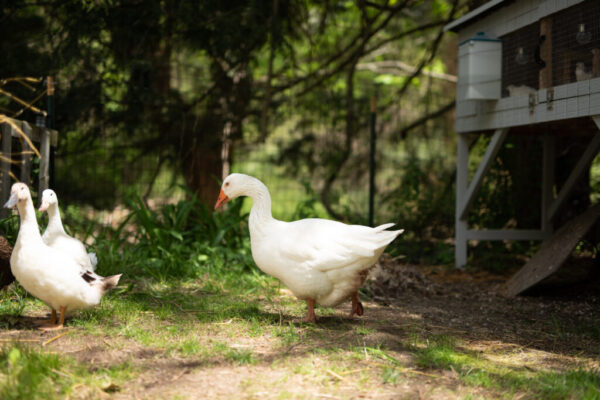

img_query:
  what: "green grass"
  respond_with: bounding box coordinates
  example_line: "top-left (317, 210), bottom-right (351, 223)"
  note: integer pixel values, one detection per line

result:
top-left (0, 345), bottom-right (135, 400)
top-left (0, 192), bottom-right (598, 399)
top-left (407, 334), bottom-right (600, 399)
top-left (0, 286), bottom-right (27, 329)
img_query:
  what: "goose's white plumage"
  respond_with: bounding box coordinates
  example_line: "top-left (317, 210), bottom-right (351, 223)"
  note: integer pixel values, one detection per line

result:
top-left (215, 173), bottom-right (403, 322)
top-left (39, 189), bottom-right (97, 271)
top-left (5, 183), bottom-right (121, 329)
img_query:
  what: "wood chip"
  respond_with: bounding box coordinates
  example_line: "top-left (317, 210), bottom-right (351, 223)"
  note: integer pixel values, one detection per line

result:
top-left (325, 369), bottom-right (347, 382)
top-left (43, 330), bottom-right (71, 346)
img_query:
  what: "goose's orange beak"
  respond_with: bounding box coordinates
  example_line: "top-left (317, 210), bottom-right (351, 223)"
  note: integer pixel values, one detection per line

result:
top-left (214, 189), bottom-right (230, 210)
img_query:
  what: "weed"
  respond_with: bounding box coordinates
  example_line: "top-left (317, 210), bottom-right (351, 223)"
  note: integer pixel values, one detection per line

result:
top-left (353, 323), bottom-right (375, 336)
top-left (0, 286), bottom-right (27, 328)
top-left (225, 347), bottom-right (255, 364)
top-left (381, 366), bottom-right (401, 384)
top-left (274, 323), bottom-right (301, 347)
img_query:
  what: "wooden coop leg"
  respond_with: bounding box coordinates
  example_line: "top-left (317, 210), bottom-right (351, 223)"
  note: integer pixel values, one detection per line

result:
top-left (505, 116), bottom-right (600, 296)
top-left (455, 128), bottom-right (509, 268)
top-left (455, 132), bottom-right (469, 268)
top-left (20, 122), bottom-right (32, 185)
top-left (1, 123), bottom-right (12, 219)
top-left (458, 128), bottom-right (509, 221)
top-left (38, 129), bottom-right (50, 195)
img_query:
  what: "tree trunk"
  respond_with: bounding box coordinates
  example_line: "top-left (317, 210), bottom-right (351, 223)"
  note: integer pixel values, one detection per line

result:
top-left (178, 61), bottom-right (251, 205)
top-left (182, 138), bottom-right (224, 205)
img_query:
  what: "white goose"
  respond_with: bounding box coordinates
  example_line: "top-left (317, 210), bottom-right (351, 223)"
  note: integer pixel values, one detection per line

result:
top-left (5, 183), bottom-right (121, 330)
top-left (215, 173), bottom-right (403, 322)
top-left (39, 189), bottom-right (97, 271)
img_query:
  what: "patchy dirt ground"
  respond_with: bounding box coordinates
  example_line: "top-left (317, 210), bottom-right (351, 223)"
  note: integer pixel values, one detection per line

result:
top-left (1, 257), bottom-right (599, 399)
top-left (369, 256), bottom-right (600, 357)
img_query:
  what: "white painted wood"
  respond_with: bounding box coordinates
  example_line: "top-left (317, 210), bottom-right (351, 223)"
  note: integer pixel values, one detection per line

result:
top-left (456, 101), bottom-right (477, 117)
top-left (567, 82), bottom-right (578, 98)
top-left (459, 128), bottom-right (509, 220)
top-left (548, 125), bottom-right (600, 219)
top-left (538, 88), bottom-right (548, 103)
top-left (553, 98), bottom-right (567, 120)
top-left (578, 95), bottom-right (590, 117)
top-left (590, 93), bottom-right (600, 114)
top-left (578, 81), bottom-right (590, 96)
top-left (448, 0), bottom-right (584, 40)
top-left (555, 84), bottom-right (570, 100)
top-left (444, 0), bottom-right (507, 32)
top-left (590, 78), bottom-right (600, 93)
top-left (455, 133), bottom-right (470, 268)
top-left (457, 80), bottom-right (600, 133)
top-left (535, 102), bottom-right (548, 122)
top-left (466, 229), bottom-right (546, 241)
top-left (566, 98), bottom-right (578, 119)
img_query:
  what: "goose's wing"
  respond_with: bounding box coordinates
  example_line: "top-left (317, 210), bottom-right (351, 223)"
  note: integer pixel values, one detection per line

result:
top-left (277, 219), bottom-right (402, 272)
top-left (45, 234), bottom-right (94, 269)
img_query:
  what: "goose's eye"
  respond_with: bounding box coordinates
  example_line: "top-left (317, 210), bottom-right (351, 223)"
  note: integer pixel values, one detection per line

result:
top-left (225, 182), bottom-right (230, 187)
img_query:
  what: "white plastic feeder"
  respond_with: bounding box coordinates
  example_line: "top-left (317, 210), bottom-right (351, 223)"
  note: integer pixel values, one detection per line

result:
top-left (458, 32), bottom-right (502, 100)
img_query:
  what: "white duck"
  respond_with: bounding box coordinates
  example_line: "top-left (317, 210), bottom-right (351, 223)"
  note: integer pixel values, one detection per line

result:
top-left (215, 173), bottom-right (403, 322)
top-left (39, 189), bottom-right (97, 271)
top-left (5, 183), bottom-right (121, 330)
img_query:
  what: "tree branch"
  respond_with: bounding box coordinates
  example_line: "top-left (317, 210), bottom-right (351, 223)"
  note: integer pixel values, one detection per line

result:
top-left (357, 60), bottom-right (457, 82)
top-left (398, 100), bottom-right (455, 139)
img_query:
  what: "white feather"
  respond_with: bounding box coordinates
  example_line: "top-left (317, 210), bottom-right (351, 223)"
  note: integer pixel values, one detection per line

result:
top-left (220, 174), bottom-right (403, 308)
top-left (7, 183), bottom-right (120, 313)
top-left (40, 189), bottom-right (97, 271)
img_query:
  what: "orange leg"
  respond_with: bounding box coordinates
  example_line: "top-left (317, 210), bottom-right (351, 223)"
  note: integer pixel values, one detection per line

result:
top-left (349, 292), bottom-right (364, 318)
top-left (35, 309), bottom-right (57, 326)
top-left (40, 306), bottom-right (66, 331)
top-left (302, 299), bottom-right (317, 323)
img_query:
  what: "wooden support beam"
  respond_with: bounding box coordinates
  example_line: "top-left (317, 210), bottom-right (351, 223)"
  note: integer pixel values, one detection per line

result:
top-left (1, 124), bottom-right (12, 219)
top-left (548, 123), bottom-right (600, 220)
top-left (539, 17), bottom-right (553, 89)
top-left (455, 133), bottom-right (469, 268)
top-left (459, 128), bottom-right (509, 220)
top-left (466, 229), bottom-right (546, 241)
top-left (20, 121), bottom-right (32, 184)
top-left (38, 129), bottom-right (50, 196)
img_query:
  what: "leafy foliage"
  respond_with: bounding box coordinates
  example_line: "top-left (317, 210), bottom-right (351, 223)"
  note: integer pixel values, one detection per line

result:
top-left (93, 191), bottom-right (254, 281)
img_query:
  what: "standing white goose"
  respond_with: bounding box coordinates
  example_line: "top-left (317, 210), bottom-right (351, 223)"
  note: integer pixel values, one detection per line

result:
top-left (39, 189), bottom-right (97, 271)
top-left (5, 183), bottom-right (121, 330)
top-left (215, 173), bottom-right (403, 322)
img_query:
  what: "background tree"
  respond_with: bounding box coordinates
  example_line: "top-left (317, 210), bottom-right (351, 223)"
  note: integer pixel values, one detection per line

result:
top-left (1, 0), bottom-right (461, 208)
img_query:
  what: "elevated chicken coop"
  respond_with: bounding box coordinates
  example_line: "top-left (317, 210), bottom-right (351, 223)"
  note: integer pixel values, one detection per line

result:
top-left (445, 0), bottom-right (600, 295)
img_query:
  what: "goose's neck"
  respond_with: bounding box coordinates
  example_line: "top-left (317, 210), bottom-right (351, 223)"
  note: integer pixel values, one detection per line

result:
top-left (46, 203), bottom-right (66, 235)
top-left (248, 180), bottom-right (275, 233)
top-left (16, 199), bottom-right (43, 244)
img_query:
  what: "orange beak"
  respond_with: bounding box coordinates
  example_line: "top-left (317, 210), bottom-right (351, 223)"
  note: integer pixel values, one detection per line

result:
top-left (214, 189), bottom-right (230, 210)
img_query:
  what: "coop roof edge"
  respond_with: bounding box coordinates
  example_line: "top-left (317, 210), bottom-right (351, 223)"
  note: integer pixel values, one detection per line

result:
top-left (444, 0), bottom-right (512, 33)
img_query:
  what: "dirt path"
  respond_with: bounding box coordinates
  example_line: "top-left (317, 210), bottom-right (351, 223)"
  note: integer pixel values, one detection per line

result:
top-left (1, 259), bottom-right (598, 399)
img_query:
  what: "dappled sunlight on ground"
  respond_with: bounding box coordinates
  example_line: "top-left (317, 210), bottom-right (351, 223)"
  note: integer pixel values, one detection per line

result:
top-left (0, 257), bottom-right (598, 399)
